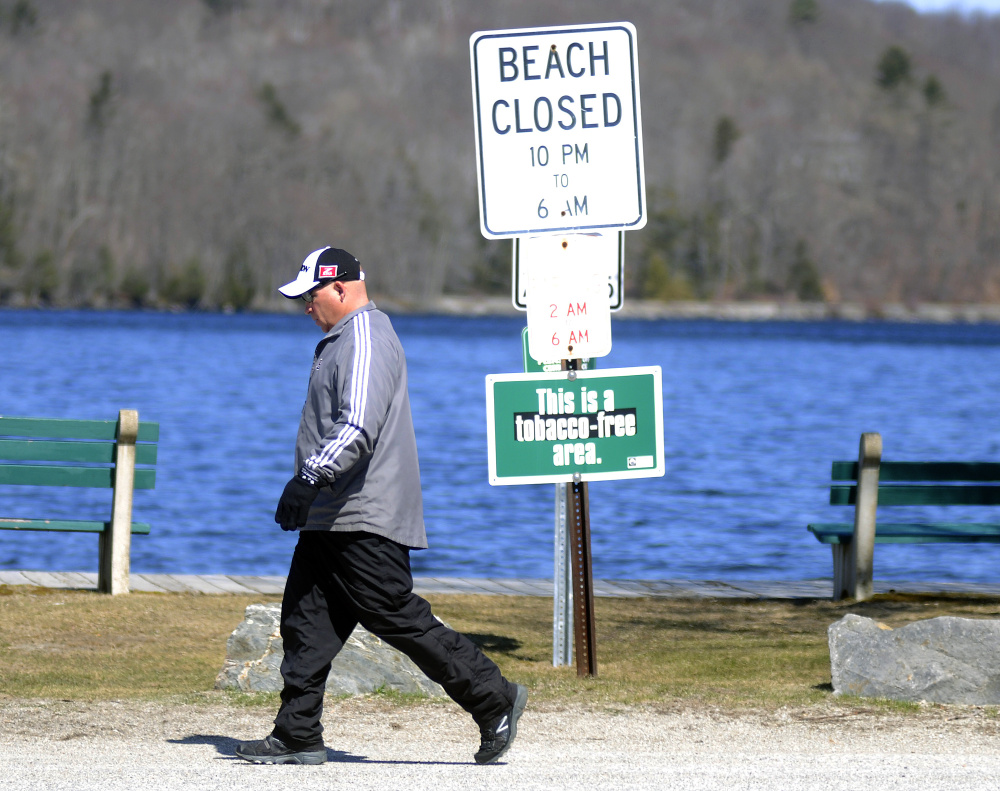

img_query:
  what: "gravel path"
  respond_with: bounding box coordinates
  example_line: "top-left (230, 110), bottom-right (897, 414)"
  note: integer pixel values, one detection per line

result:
top-left (2, 697), bottom-right (1000, 790)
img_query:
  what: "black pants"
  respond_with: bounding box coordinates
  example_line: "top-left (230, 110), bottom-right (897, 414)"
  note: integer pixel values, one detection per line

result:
top-left (273, 530), bottom-right (516, 747)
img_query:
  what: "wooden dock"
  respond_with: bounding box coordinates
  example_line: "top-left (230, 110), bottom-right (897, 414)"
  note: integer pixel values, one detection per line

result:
top-left (3, 570), bottom-right (1000, 598)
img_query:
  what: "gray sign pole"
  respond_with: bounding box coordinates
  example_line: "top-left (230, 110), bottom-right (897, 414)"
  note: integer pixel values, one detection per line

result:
top-left (553, 482), bottom-right (573, 667)
top-left (562, 359), bottom-right (597, 677)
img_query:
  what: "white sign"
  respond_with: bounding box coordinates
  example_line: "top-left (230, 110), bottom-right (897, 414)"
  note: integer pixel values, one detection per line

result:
top-left (525, 234), bottom-right (612, 362)
top-left (513, 232), bottom-right (623, 311)
top-left (470, 22), bottom-right (645, 239)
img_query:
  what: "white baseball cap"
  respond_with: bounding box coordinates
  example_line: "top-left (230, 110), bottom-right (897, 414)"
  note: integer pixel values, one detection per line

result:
top-left (278, 247), bottom-right (365, 299)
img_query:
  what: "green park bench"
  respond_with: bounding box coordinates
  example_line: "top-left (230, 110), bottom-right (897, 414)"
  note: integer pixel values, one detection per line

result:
top-left (0, 411), bottom-right (158, 595)
top-left (808, 432), bottom-right (1000, 601)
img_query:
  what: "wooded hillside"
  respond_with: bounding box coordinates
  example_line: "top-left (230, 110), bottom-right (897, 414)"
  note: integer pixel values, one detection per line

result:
top-left (0, 0), bottom-right (998, 309)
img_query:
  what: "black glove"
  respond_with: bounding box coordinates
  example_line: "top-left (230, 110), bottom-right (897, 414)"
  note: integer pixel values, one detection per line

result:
top-left (275, 471), bottom-right (322, 531)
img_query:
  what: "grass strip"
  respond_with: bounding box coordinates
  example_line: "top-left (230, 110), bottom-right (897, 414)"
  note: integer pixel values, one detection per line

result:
top-left (2, 584), bottom-right (999, 710)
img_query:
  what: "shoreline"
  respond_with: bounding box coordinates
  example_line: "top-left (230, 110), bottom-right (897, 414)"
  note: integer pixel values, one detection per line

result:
top-left (6, 298), bottom-right (1000, 324)
top-left (404, 297), bottom-right (1000, 324)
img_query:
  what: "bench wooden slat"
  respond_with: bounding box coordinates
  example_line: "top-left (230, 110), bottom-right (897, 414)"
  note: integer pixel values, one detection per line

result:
top-left (0, 439), bottom-right (158, 466)
top-left (0, 518), bottom-right (151, 534)
top-left (830, 483), bottom-right (1000, 506)
top-left (832, 460), bottom-right (1000, 482)
top-left (0, 417), bottom-right (159, 443)
top-left (0, 465), bottom-right (156, 489)
top-left (809, 522), bottom-right (1000, 544)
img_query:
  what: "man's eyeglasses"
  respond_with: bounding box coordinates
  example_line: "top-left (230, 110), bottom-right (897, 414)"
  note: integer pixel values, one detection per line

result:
top-left (300, 282), bottom-right (333, 303)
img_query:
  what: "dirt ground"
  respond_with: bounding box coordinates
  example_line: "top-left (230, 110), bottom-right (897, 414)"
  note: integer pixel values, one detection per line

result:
top-left (3, 695), bottom-right (1000, 791)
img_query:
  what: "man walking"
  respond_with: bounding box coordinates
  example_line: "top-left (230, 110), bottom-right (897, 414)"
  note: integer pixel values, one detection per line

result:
top-left (236, 246), bottom-right (527, 766)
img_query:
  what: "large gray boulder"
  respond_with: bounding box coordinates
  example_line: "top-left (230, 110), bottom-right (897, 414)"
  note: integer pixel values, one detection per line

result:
top-left (829, 613), bottom-right (1000, 704)
top-left (215, 603), bottom-right (446, 697)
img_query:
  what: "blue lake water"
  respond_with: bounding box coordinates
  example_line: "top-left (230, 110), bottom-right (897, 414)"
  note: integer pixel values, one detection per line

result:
top-left (2, 308), bottom-right (1000, 583)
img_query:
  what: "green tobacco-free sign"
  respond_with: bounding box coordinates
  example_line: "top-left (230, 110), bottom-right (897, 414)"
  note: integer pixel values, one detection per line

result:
top-left (485, 366), bottom-right (663, 485)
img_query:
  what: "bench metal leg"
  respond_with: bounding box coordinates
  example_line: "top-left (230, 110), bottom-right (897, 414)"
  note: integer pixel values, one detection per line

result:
top-left (99, 410), bottom-right (139, 595)
top-left (831, 543), bottom-right (852, 601)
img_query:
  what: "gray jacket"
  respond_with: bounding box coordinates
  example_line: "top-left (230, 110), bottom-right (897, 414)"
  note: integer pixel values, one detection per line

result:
top-left (295, 302), bottom-right (427, 549)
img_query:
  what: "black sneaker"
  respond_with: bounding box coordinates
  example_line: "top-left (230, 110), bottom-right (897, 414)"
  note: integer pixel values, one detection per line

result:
top-left (235, 734), bottom-right (327, 765)
top-left (474, 683), bottom-right (528, 765)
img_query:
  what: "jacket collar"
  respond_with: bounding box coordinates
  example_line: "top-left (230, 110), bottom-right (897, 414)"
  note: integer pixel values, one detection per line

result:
top-left (317, 300), bottom-right (376, 346)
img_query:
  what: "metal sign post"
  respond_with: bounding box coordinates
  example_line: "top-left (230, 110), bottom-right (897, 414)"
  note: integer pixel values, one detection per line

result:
top-left (524, 331), bottom-right (587, 669)
top-left (553, 481), bottom-right (572, 667)
top-left (562, 358), bottom-right (597, 676)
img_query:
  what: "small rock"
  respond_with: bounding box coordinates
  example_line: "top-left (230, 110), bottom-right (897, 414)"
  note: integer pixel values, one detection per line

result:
top-left (215, 603), bottom-right (445, 697)
top-left (829, 613), bottom-right (1000, 704)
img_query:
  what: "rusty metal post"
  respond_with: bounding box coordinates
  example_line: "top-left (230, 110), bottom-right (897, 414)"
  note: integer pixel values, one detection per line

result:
top-left (566, 477), bottom-right (597, 677)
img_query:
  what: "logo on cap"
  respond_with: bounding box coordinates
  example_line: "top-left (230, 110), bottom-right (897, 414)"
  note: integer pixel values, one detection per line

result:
top-left (318, 265), bottom-right (338, 278)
